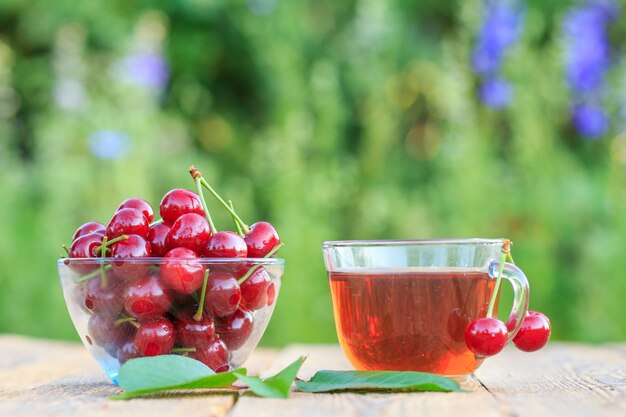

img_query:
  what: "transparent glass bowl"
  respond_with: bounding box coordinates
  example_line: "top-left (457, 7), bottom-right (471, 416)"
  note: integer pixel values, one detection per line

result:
top-left (58, 257), bottom-right (284, 384)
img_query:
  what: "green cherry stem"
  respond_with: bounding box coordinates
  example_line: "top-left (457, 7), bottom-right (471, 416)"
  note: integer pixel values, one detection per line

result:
top-left (94, 234), bottom-right (129, 255)
top-left (237, 242), bottom-right (285, 285)
top-left (75, 264), bottom-right (113, 283)
top-left (114, 316), bottom-right (137, 326)
top-left (171, 347), bottom-right (197, 353)
top-left (229, 200), bottom-right (244, 237)
top-left (61, 244), bottom-right (70, 256)
top-left (100, 236), bottom-right (109, 288)
top-left (195, 177), bottom-right (217, 232)
top-left (486, 240), bottom-right (511, 318)
top-left (193, 269), bottom-right (210, 321)
top-left (506, 252), bottom-right (516, 265)
top-left (189, 166), bottom-right (250, 234)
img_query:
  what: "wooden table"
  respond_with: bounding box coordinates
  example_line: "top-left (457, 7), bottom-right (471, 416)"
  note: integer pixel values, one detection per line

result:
top-left (0, 335), bottom-right (624, 417)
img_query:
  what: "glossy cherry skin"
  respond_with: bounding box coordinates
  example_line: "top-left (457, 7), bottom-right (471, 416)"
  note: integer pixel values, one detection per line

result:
top-left (117, 340), bottom-right (141, 364)
top-left (106, 208), bottom-right (149, 239)
top-left (174, 307), bottom-right (215, 349)
top-left (68, 232), bottom-right (105, 274)
top-left (87, 314), bottom-right (135, 356)
top-left (118, 198), bottom-right (154, 223)
top-left (147, 221), bottom-right (171, 257)
top-left (215, 308), bottom-right (254, 350)
top-left (511, 311), bottom-right (551, 352)
top-left (240, 268), bottom-right (271, 311)
top-left (465, 317), bottom-right (508, 357)
top-left (83, 273), bottom-right (124, 317)
top-left (110, 234), bottom-right (152, 279)
top-left (159, 188), bottom-right (205, 226)
top-left (165, 213), bottom-right (211, 254)
top-left (161, 247), bottom-right (206, 294)
top-left (204, 231), bottom-right (247, 258)
top-left (266, 282), bottom-right (276, 307)
top-left (72, 222), bottom-right (106, 241)
top-left (133, 318), bottom-right (175, 357)
top-left (191, 339), bottom-right (230, 372)
top-left (204, 271), bottom-right (242, 318)
top-left (124, 275), bottom-right (173, 320)
top-left (244, 221), bottom-right (280, 258)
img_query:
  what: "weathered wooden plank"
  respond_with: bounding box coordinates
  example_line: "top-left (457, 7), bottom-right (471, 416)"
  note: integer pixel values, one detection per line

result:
top-left (476, 343), bottom-right (626, 417)
top-left (0, 335), bottom-right (277, 417)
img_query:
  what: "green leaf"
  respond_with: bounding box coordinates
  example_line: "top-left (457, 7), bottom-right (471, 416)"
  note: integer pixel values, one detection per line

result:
top-left (111, 355), bottom-right (245, 400)
top-left (234, 356), bottom-right (306, 398)
top-left (295, 370), bottom-right (462, 393)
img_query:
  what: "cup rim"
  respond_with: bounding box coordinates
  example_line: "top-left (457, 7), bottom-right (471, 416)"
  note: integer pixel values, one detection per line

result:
top-left (322, 238), bottom-right (506, 248)
top-left (57, 257), bottom-right (285, 265)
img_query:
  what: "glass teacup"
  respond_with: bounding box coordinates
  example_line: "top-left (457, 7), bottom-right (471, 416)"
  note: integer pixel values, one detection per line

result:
top-left (323, 239), bottom-right (529, 376)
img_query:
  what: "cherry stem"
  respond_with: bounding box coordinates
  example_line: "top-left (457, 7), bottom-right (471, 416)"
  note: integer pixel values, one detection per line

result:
top-left (190, 166), bottom-right (250, 234)
top-left (486, 240), bottom-right (511, 318)
top-left (94, 234), bottom-right (129, 255)
top-left (171, 347), bottom-right (197, 353)
top-left (75, 264), bottom-right (113, 283)
top-left (237, 242), bottom-right (285, 285)
top-left (507, 252), bottom-right (515, 265)
top-left (194, 269), bottom-right (210, 321)
top-left (114, 316), bottom-right (137, 326)
top-left (61, 244), bottom-right (70, 256)
top-left (195, 177), bottom-right (217, 232)
top-left (228, 200), bottom-right (244, 237)
top-left (100, 236), bottom-right (109, 288)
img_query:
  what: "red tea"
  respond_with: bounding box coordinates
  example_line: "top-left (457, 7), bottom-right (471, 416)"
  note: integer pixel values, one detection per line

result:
top-left (329, 269), bottom-right (497, 375)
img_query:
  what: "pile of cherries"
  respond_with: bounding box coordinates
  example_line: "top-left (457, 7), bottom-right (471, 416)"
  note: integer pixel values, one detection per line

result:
top-left (464, 242), bottom-right (551, 357)
top-left (65, 168), bottom-right (282, 372)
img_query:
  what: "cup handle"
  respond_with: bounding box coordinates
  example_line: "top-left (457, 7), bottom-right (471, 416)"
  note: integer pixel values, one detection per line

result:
top-left (489, 261), bottom-right (530, 343)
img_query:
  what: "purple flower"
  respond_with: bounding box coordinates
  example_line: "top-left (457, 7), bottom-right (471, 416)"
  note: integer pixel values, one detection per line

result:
top-left (88, 130), bottom-right (131, 160)
top-left (572, 104), bottom-right (609, 139)
top-left (479, 78), bottom-right (512, 109)
top-left (118, 52), bottom-right (169, 91)
top-left (563, 1), bottom-right (617, 94)
top-left (472, 0), bottom-right (524, 75)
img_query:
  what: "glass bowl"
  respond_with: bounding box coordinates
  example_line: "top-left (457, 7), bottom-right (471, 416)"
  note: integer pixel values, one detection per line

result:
top-left (58, 257), bottom-right (284, 384)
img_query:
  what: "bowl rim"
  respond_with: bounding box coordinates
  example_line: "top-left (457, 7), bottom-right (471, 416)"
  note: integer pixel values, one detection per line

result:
top-left (57, 257), bottom-right (285, 265)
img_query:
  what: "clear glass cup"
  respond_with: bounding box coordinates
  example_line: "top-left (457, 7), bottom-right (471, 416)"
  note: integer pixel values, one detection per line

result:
top-left (58, 257), bottom-right (284, 383)
top-left (323, 239), bottom-right (529, 376)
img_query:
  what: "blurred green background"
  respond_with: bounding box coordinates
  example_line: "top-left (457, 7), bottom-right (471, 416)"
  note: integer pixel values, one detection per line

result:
top-left (1, 0), bottom-right (625, 346)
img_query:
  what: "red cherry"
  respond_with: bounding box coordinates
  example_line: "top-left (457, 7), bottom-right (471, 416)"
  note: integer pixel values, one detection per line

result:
top-left (117, 341), bottom-right (142, 364)
top-left (174, 307), bottom-right (215, 348)
top-left (118, 198), bottom-right (154, 223)
top-left (240, 268), bottom-right (271, 311)
top-left (84, 273), bottom-right (124, 317)
top-left (204, 231), bottom-right (247, 258)
top-left (106, 208), bottom-right (149, 239)
top-left (72, 222), bottom-right (106, 241)
top-left (159, 188), bottom-right (205, 226)
top-left (110, 234), bottom-right (151, 279)
top-left (166, 213), bottom-right (211, 254)
top-left (215, 308), bottom-right (254, 350)
top-left (124, 275), bottom-right (172, 320)
top-left (161, 248), bottom-right (206, 294)
top-left (134, 318), bottom-right (175, 357)
top-left (147, 221), bottom-right (171, 257)
top-left (68, 232), bottom-right (104, 274)
top-left (191, 339), bottom-right (230, 372)
top-left (266, 282), bottom-right (276, 307)
top-left (204, 271), bottom-right (241, 318)
top-left (87, 314), bottom-right (136, 356)
top-left (464, 317), bottom-right (508, 357)
top-left (512, 311), bottom-right (551, 352)
top-left (244, 222), bottom-right (280, 258)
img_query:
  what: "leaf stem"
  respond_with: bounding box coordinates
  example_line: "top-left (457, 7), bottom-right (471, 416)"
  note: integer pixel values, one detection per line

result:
top-left (100, 236), bottom-right (109, 288)
top-left (228, 200), bottom-right (244, 237)
top-left (171, 347), bottom-right (197, 353)
top-left (114, 316), bottom-right (137, 326)
top-left (237, 242), bottom-right (284, 285)
top-left (194, 269), bottom-right (210, 321)
top-left (94, 234), bottom-right (129, 255)
top-left (75, 264), bottom-right (113, 283)
top-left (61, 244), bottom-right (70, 256)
